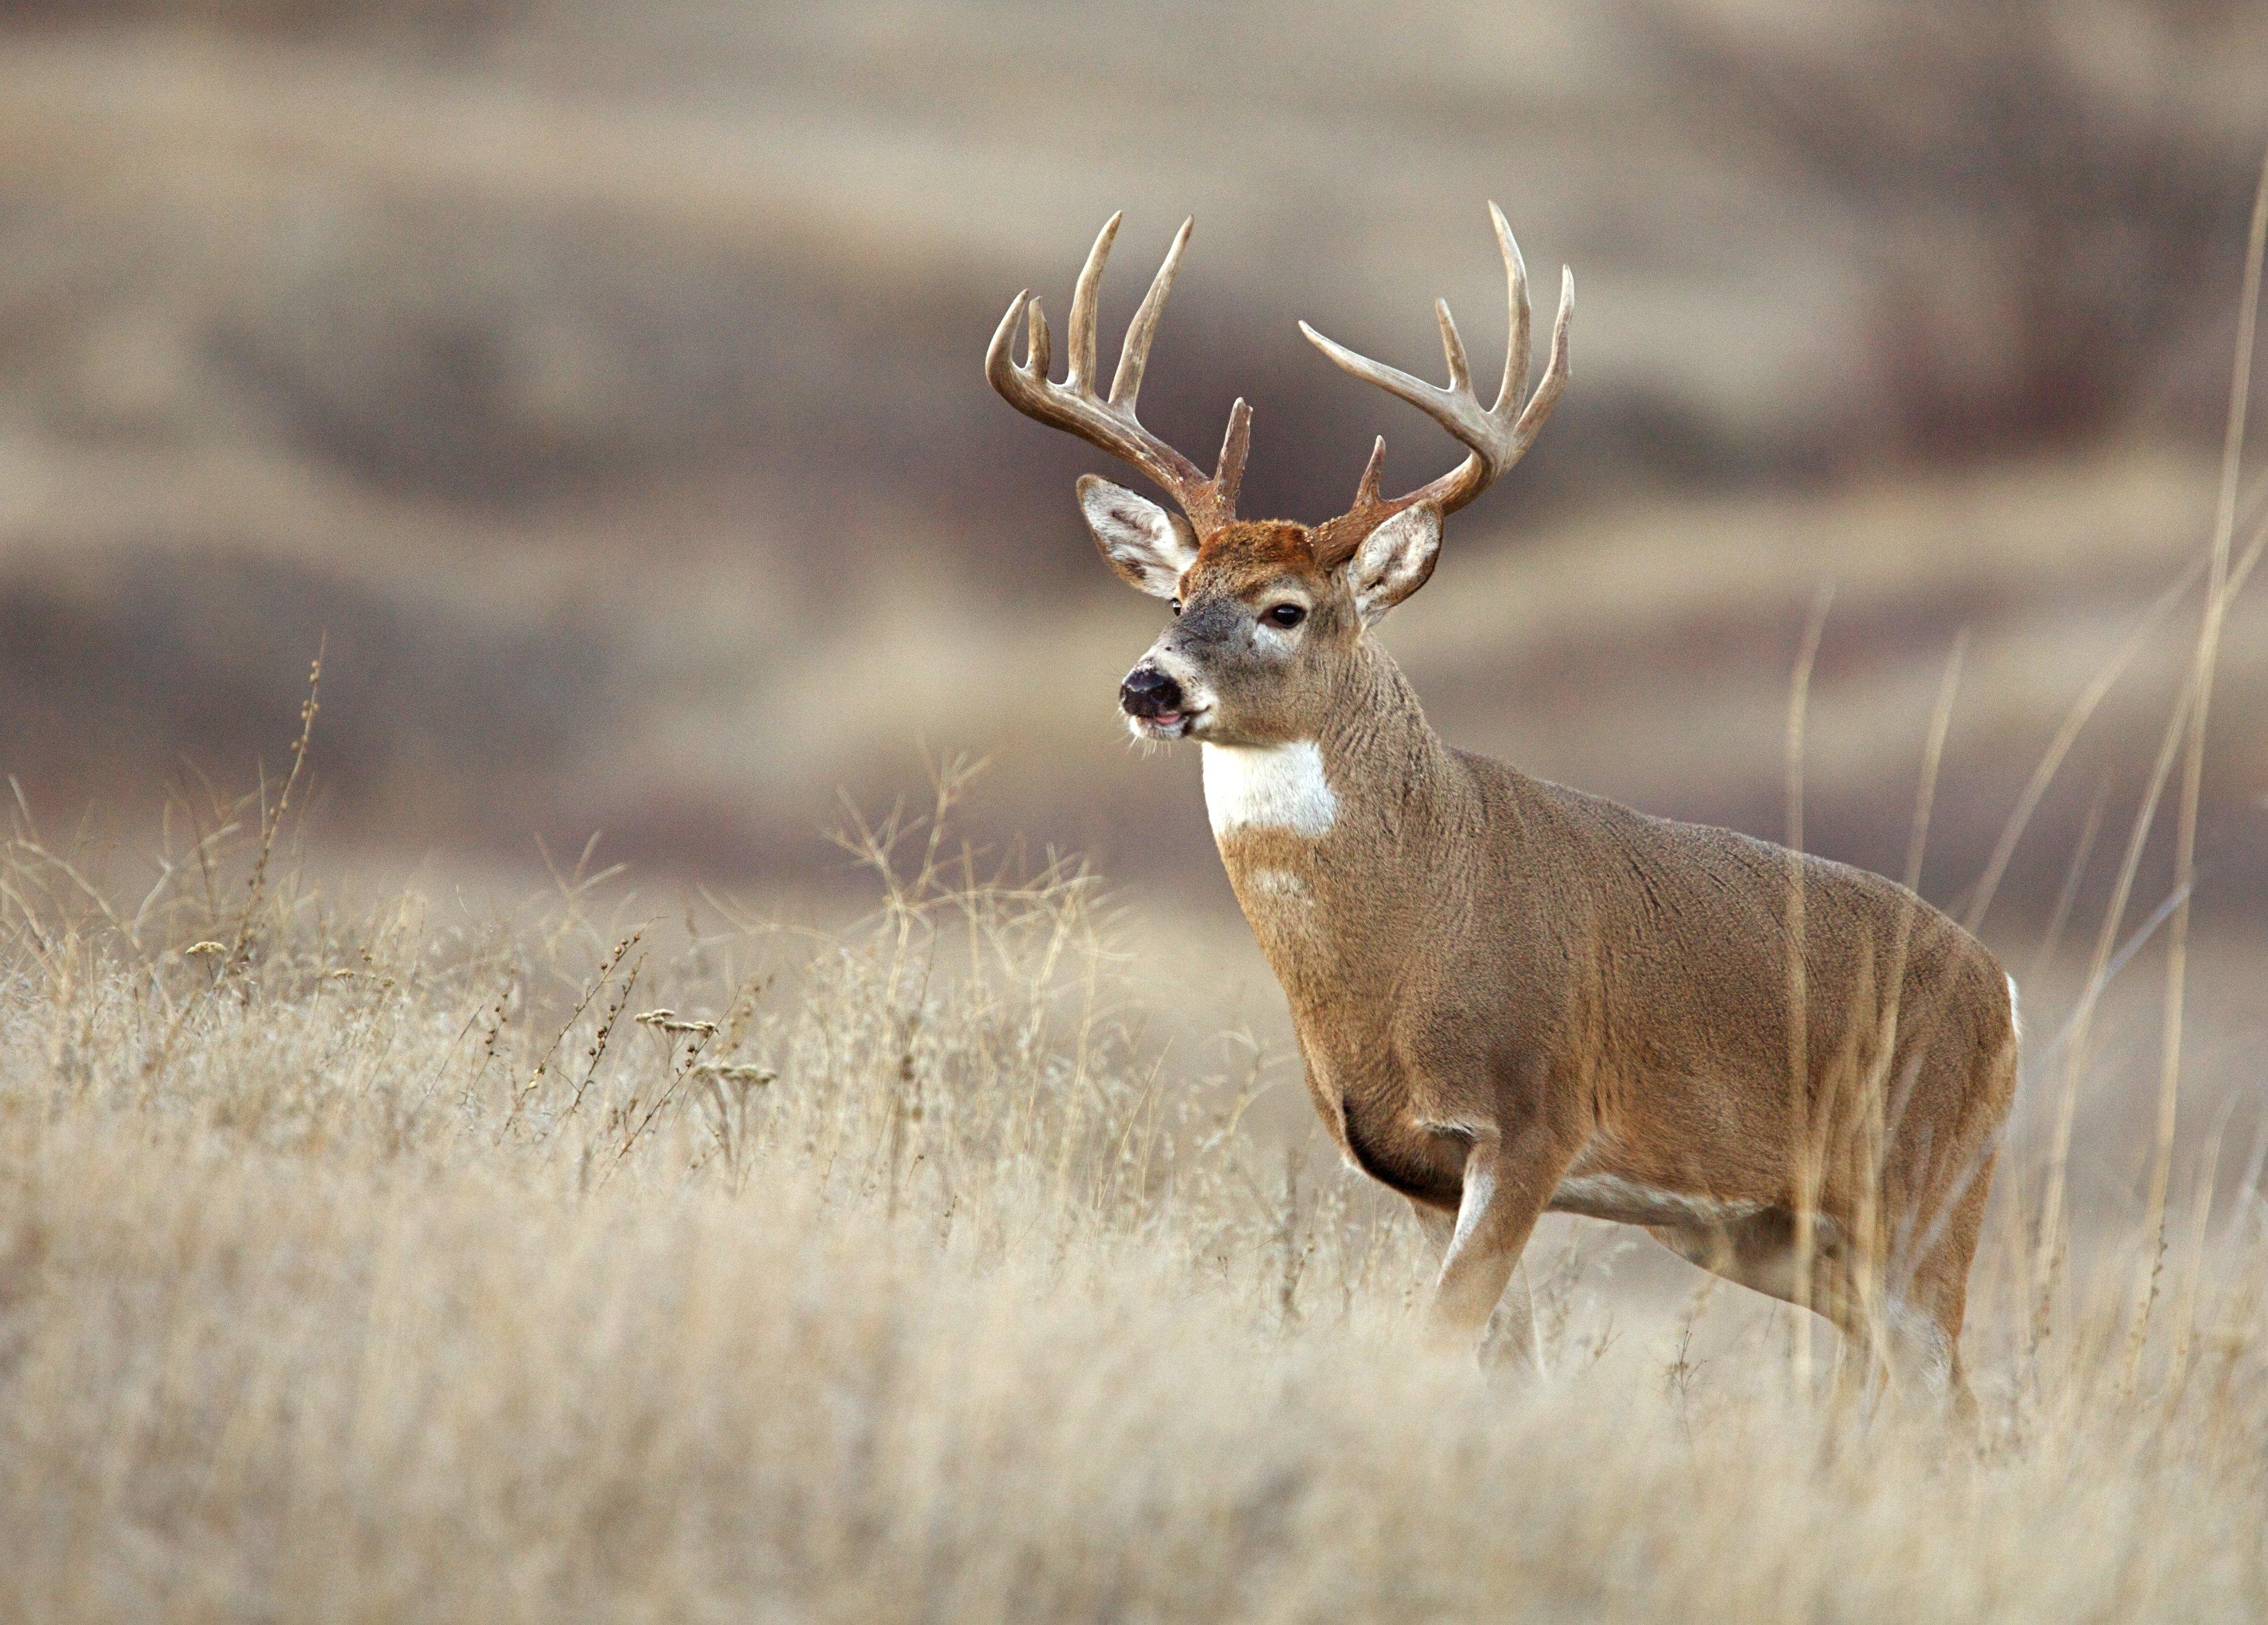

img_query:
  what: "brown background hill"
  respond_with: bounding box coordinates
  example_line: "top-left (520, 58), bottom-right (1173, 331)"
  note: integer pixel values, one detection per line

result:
top-left (1, 0), bottom-right (2265, 924)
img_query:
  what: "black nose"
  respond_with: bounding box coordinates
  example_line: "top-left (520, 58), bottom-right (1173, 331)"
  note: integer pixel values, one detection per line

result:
top-left (1119, 666), bottom-right (1183, 718)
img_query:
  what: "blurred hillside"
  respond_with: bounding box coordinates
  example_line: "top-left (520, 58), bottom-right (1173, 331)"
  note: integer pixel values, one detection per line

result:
top-left (1, 0), bottom-right (2265, 920)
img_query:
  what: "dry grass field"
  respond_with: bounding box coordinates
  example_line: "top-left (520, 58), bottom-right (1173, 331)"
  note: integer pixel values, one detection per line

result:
top-left (1, 756), bottom-right (2265, 1620)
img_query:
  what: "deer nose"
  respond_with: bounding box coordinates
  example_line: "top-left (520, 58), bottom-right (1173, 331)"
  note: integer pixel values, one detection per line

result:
top-left (1119, 666), bottom-right (1184, 718)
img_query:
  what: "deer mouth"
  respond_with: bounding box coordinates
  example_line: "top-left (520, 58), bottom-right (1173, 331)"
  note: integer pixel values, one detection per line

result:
top-left (1131, 706), bottom-right (1204, 740)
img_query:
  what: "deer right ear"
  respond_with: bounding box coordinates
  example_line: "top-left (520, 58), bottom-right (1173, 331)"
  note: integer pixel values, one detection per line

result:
top-left (1077, 475), bottom-right (1200, 599)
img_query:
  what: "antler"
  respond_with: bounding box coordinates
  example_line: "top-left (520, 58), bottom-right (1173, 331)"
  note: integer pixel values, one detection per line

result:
top-left (1300, 203), bottom-right (1571, 562)
top-left (987, 213), bottom-right (1251, 537)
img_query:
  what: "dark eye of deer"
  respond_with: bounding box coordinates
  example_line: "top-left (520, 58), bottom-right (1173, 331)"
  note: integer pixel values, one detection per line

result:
top-left (1266, 604), bottom-right (1305, 629)
top-left (1170, 597), bottom-right (1182, 616)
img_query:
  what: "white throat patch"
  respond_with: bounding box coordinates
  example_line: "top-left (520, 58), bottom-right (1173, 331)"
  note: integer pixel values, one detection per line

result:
top-left (1201, 741), bottom-right (1338, 839)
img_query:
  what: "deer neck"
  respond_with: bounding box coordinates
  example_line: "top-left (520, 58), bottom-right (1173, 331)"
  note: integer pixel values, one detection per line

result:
top-left (1201, 644), bottom-right (1471, 997)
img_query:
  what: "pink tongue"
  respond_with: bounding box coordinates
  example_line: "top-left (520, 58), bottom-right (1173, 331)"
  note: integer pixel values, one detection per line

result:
top-left (1154, 711), bottom-right (1183, 725)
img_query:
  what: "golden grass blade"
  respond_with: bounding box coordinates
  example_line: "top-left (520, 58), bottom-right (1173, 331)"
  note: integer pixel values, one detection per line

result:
top-left (2129, 147), bottom-right (2268, 1384)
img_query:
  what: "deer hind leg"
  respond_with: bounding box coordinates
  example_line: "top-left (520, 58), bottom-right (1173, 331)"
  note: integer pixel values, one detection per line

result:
top-left (1861, 983), bottom-right (2016, 1417)
top-left (1881, 1147), bottom-right (1997, 1423)
top-left (1651, 1182), bottom-right (1986, 1415)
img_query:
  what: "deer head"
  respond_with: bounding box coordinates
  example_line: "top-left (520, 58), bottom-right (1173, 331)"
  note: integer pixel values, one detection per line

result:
top-left (987, 206), bottom-right (1571, 747)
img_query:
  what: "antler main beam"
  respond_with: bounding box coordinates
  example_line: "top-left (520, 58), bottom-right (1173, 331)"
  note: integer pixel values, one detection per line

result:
top-left (987, 213), bottom-right (1250, 537)
top-left (1299, 203), bottom-right (1572, 551)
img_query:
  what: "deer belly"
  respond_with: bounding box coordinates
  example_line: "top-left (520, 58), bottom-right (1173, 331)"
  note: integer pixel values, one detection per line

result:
top-left (1546, 1170), bottom-right (1767, 1229)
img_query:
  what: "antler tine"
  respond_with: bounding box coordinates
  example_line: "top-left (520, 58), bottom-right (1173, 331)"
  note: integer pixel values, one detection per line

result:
top-left (1110, 217), bottom-right (1191, 409)
top-left (1299, 202), bottom-right (1573, 530)
top-left (1435, 299), bottom-right (1472, 398)
top-left (1354, 436), bottom-right (1387, 507)
top-left (1216, 397), bottom-right (1252, 512)
top-left (985, 214), bottom-right (1246, 535)
top-left (1491, 201), bottom-right (1530, 415)
top-left (986, 289), bottom-right (1031, 379)
top-left (1514, 266), bottom-right (1575, 448)
top-left (1295, 320), bottom-right (1493, 448)
top-left (1065, 212), bottom-right (1120, 394)
top-left (1024, 296), bottom-right (1052, 380)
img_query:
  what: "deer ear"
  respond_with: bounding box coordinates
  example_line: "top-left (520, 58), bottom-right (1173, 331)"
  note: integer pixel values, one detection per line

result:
top-left (1344, 504), bottom-right (1441, 623)
top-left (1078, 475), bottom-right (1200, 599)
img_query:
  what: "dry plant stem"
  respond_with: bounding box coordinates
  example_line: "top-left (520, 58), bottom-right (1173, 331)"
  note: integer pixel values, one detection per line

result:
top-left (504, 931), bottom-right (641, 1133)
top-left (2034, 503), bottom-right (2268, 1347)
top-left (1963, 546), bottom-right (2214, 933)
top-left (2034, 670), bottom-right (2196, 1340)
top-left (225, 646), bottom-right (322, 982)
top-left (2025, 786), bottom-right (2106, 991)
top-left (533, 831), bottom-right (626, 950)
top-left (1, 821), bottom-right (145, 969)
top-left (137, 653), bottom-right (320, 1080)
top-left (611, 1009), bottom-right (712, 1173)
top-left (569, 952), bottom-right (644, 1125)
top-left (2127, 149), bottom-right (2268, 1382)
top-left (1783, 586), bottom-right (1830, 1395)
top-left (2165, 1093), bottom-right (2243, 1395)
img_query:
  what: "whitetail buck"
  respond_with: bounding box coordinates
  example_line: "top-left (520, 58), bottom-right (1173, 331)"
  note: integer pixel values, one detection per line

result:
top-left (987, 208), bottom-right (2019, 1403)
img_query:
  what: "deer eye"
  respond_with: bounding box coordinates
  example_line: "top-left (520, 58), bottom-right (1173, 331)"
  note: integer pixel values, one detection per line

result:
top-left (1265, 604), bottom-right (1306, 629)
top-left (1170, 597), bottom-right (1183, 616)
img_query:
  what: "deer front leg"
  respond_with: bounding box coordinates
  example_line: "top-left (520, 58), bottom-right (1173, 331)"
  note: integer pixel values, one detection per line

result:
top-left (1427, 1125), bottom-right (1564, 1358)
top-left (1411, 1194), bottom-right (1541, 1368)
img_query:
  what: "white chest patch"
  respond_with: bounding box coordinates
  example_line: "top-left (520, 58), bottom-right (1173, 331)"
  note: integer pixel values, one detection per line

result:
top-left (1201, 741), bottom-right (1338, 839)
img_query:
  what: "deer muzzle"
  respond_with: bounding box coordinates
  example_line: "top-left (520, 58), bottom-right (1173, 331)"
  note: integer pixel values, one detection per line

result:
top-left (1119, 666), bottom-right (1184, 721)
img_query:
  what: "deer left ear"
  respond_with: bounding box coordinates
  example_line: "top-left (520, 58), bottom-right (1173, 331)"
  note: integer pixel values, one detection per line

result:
top-left (1344, 504), bottom-right (1441, 624)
